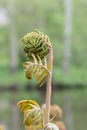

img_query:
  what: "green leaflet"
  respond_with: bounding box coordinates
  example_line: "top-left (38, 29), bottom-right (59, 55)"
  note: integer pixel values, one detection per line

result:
top-left (24, 108), bottom-right (43, 127)
top-left (17, 100), bottom-right (43, 129)
top-left (23, 54), bottom-right (51, 87)
top-left (17, 100), bottom-right (40, 112)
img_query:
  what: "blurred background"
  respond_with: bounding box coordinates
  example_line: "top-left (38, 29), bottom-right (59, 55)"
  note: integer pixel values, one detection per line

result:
top-left (0, 0), bottom-right (87, 130)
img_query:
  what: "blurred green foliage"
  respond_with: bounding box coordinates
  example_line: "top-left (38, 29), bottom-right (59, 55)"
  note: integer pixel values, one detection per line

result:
top-left (0, 0), bottom-right (87, 87)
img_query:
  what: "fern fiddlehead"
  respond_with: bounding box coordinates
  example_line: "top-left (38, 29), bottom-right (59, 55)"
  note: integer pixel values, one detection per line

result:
top-left (19, 29), bottom-right (52, 60)
top-left (19, 29), bottom-right (52, 87)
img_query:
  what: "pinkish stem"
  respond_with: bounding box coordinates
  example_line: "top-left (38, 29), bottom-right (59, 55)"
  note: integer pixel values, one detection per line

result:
top-left (44, 48), bottom-right (53, 124)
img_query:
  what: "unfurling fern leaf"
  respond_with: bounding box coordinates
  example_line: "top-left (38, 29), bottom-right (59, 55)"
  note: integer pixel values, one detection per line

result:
top-left (17, 100), bottom-right (43, 129)
top-left (24, 108), bottom-right (43, 127)
top-left (23, 54), bottom-right (51, 87)
top-left (17, 100), bottom-right (40, 112)
top-left (19, 29), bottom-right (52, 59)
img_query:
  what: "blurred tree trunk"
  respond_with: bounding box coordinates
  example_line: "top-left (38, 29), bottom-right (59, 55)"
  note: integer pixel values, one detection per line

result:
top-left (63, 95), bottom-right (74, 130)
top-left (10, 99), bottom-right (19, 130)
top-left (63, 0), bottom-right (72, 73)
top-left (7, 0), bottom-right (18, 73)
top-left (63, 0), bottom-right (74, 130)
top-left (7, 1), bottom-right (19, 130)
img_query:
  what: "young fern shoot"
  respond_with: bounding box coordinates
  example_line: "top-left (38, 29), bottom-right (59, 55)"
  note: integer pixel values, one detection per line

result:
top-left (17, 29), bottom-right (59, 130)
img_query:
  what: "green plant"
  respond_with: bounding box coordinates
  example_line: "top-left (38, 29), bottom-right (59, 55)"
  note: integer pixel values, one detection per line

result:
top-left (17, 29), bottom-right (60, 130)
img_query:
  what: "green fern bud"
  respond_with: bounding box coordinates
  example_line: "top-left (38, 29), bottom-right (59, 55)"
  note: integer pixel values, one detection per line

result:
top-left (19, 29), bottom-right (52, 59)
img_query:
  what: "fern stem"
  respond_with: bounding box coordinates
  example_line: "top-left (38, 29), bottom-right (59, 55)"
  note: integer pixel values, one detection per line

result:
top-left (44, 48), bottom-right (53, 124)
